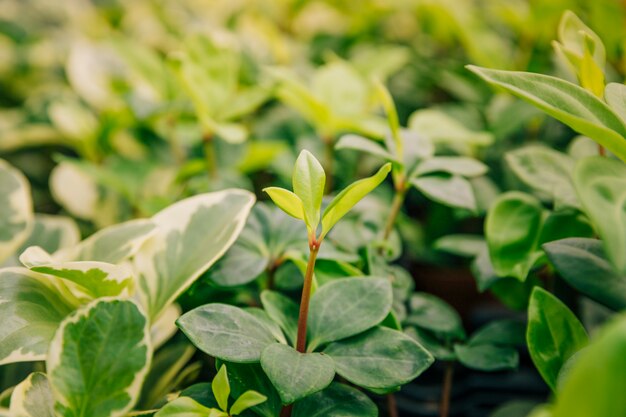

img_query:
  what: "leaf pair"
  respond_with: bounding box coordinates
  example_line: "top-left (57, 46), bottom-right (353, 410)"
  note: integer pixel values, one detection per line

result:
top-left (265, 150), bottom-right (391, 240)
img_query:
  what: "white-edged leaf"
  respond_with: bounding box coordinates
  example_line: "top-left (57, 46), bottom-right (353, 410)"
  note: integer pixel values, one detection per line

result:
top-left (134, 190), bottom-right (254, 321)
top-left (0, 159), bottom-right (33, 265)
top-left (9, 372), bottom-right (54, 417)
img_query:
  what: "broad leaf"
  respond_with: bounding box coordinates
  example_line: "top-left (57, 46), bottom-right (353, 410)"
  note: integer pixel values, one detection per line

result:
top-left (485, 192), bottom-right (544, 280)
top-left (47, 298), bottom-right (152, 417)
top-left (30, 262), bottom-right (132, 299)
top-left (222, 362), bottom-right (281, 417)
top-left (404, 327), bottom-right (455, 361)
top-left (321, 163), bottom-right (391, 237)
top-left (405, 293), bottom-right (464, 338)
top-left (307, 277), bottom-right (392, 350)
top-left (335, 134), bottom-right (397, 161)
top-left (553, 314), bottom-right (626, 417)
top-left (527, 287), bottom-right (588, 391)
top-left (0, 268), bottom-right (74, 365)
top-left (454, 344), bottom-right (518, 371)
top-left (411, 175), bottom-right (476, 211)
top-left (466, 66), bottom-right (626, 162)
top-left (9, 372), bottom-right (54, 417)
top-left (468, 319), bottom-right (526, 346)
top-left (56, 219), bottom-right (156, 264)
top-left (135, 190), bottom-right (254, 320)
top-left (261, 291), bottom-right (299, 346)
top-left (0, 159), bottom-right (33, 265)
top-left (177, 304), bottom-right (276, 362)
top-left (292, 382), bottom-right (377, 417)
top-left (260, 343), bottom-right (335, 404)
top-left (324, 326), bottom-right (433, 390)
top-left (292, 150), bottom-right (325, 232)
top-left (544, 238), bottom-right (626, 310)
top-left (574, 156), bottom-right (626, 274)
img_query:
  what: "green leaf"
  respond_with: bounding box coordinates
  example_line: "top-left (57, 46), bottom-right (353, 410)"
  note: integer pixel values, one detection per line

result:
top-left (434, 234), bottom-right (485, 258)
top-left (244, 307), bottom-right (287, 345)
top-left (221, 362), bottom-right (281, 417)
top-left (468, 319), bottom-right (526, 347)
top-left (414, 157), bottom-right (488, 177)
top-left (335, 134), bottom-right (397, 162)
top-left (527, 287), bottom-right (588, 391)
top-left (9, 372), bottom-right (54, 417)
top-left (212, 365), bottom-right (230, 411)
top-left (307, 277), bottom-right (392, 351)
top-left (30, 262), bottom-right (132, 299)
top-left (0, 268), bottom-right (74, 365)
top-left (260, 343), bottom-right (335, 404)
top-left (135, 190), bottom-right (255, 321)
top-left (47, 298), bottom-right (152, 417)
top-left (466, 66), bottom-right (626, 162)
top-left (154, 397), bottom-right (214, 417)
top-left (230, 390), bottom-right (267, 415)
top-left (57, 219), bottom-right (156, 264)
top-left (485, 192), bottom-right (544, 280)
top-left (262, 188), bottom-right (305, 221)
top-left (292, 382), bottom-right (377, 417)
top-left (574, 156), bottom-right (626, 274)
top-left (177, 304), bottom-right (276, 362)
top-left (0, 159), bottom-right (33, 265)
top-left (555, 10), bottom-right (605, 75)
top-left (605, 83), bottom-right (626, 125)
top-left (324, 326), bottom-right (433, 390)
top-left (292, 150), bottom-right (325, 232)
top-left (543, 238), bottom-right (626, 311)
top-left (261, 291), bottom-right (299, 346)
top-left (454, 344), bottom-right (519, 371)
top-left (404, 327), bottom-right (455, 361)
top-left (553, 314), bottom-right (626, 417)
top-left (320, 163), bottom-right (391, 238)
top-left (505, 146), bottom-right (576, 203)
top-left (411, 175), bottom-right (476, 211)
top-left (406, 293), bottom-right (464, 338)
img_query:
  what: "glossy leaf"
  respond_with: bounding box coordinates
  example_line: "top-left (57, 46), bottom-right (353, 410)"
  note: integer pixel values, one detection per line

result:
top-left (544, 238), bottom-right (626, 310)
top-left (467, 66), bottom-right (626, 162)
top-left (292, 382), bottom-right (377, 417)
top-left (47, 298), bottom-right (152, 417)
top-left (411, 175), bottom-right (476, 211)
top-left (485, 192), bottom-right (544, 280)
top-left (134, 190), bottom-right (255, 320)
top-left (527, 287), bottom-right (588, 391)
top-left (406, 293), bottom-right (464, 338)
top-left (292, 150), bottom-right (325, 232)
top-left (222, 362), bottom-right (281, 417)
top-left (260, 343), bottom-right (335, 404)
top-left (307, 277), bottom-right (392, 350)
top-left (574, 156), bottom-right (626, 274)
top-left (262, 188), bottom-right (305, 221)
top-left (321, 163), bottom-right (391, 238)
top-left (0, 268), bottom-right (74, 365)
top-left (177, 304), bottom-right (276, 362)
top-left (9, 372), bottom-right (54, 417)
top-left (324, 326), bottom-right (433, 390)
top-left (454, 344), bottom-right (518, 371)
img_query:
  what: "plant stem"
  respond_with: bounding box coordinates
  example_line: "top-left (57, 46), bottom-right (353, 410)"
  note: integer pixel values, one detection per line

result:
top-left (386, 393), bottom-right (399, 417)
top-left (382, 187), bottom-right (407, 243)
top-left (295, 242), bottom-right (320, 353)
top-left (440, 362), bottom-right (454, 417)
top-left (280, 404), bottom-right (293, 417)
top-left (323, 135), bottom-right (334, 193)
top-left (202, 133), bottom-right (218, 179)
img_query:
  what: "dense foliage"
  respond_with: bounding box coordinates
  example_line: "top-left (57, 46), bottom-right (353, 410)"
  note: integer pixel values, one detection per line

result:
top-left (1, 1), bottom-right (625, 417)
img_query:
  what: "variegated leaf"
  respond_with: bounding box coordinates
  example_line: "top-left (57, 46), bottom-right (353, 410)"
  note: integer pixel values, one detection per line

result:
top-left (0, 160), bottom-right (33, 265)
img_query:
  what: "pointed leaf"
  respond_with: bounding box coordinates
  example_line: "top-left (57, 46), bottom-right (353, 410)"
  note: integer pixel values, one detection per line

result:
top-left (154, 397), bottom-right (214, 417)
top-left (527, 287), bottom-right (588, 391)
top-left (263, 188), bottom-right (305, 221)
top-left (292, 150), bottom-right (325, 231)
top-left (321, 163), bottom-right (391, 238)
top-left (222, 362), bottom-right (281, 417)
top-left (466, 66), bottom-right (626, 162)
top-left (230, 390), bottom-right (267, 415)
top-left (212, 365), bottom-right (230, 411)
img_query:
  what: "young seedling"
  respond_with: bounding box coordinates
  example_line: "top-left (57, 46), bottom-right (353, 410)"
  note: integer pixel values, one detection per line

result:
top-left (264, 149), bottom-right (391, 352)
top-left (336, 81), bottom-right (488, 250)
top-left (156, 364), bottom-right (267, 417)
